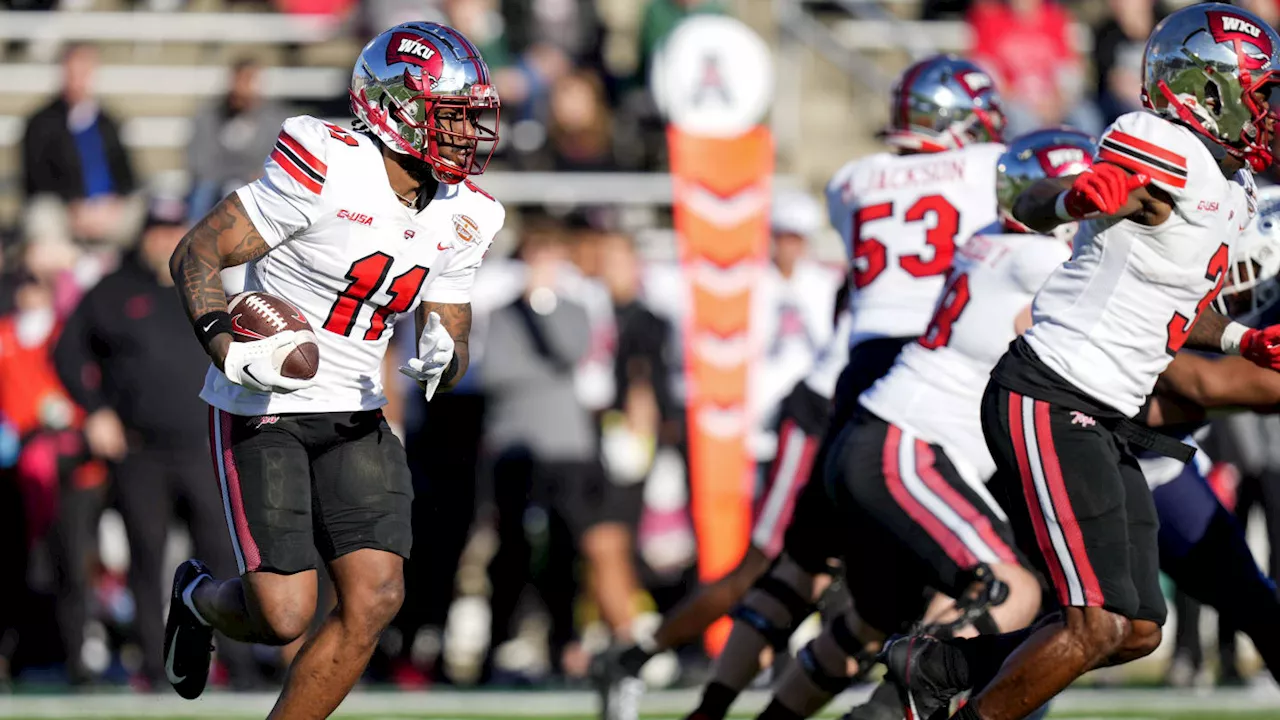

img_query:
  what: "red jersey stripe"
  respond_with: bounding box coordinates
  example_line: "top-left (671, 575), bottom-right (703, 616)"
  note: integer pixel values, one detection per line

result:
top-left (278, 131), bottom-right (328, 177)
top-left (1106, 131), bottom-right (1187, 168)
top-left (1098, 148), bottom-right (1188, 189)
top-left (271, 148), bottom-right (323, 194)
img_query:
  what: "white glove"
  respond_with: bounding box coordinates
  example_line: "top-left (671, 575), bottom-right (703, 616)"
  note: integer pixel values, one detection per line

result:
top-left (222, 331), bottom-right (315, 394)
top-left (399, 311), bottom-right (455, 402)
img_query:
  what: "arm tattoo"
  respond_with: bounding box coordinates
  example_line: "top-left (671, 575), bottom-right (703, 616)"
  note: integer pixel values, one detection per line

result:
top-left (418, 301), bottom-right (473, 390)
top-left (1185, 308), bottom-right (1232, 352)
top-left (171, 194), bottom-right (271, 322)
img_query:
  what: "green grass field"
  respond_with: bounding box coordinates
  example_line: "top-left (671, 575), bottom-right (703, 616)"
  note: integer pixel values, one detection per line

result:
top-left (0, 687), bottom-right (1277, 720)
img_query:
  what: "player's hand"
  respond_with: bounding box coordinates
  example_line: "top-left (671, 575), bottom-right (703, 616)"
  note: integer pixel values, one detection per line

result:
top-left (399, 311), bottom-right (455, 402)
top-left (1242, 325), bottom-right (1280, 370)
top-left (1063, 165), bottom-right (1149, 217)
top-left (221, 331), bottom-right (316, 394)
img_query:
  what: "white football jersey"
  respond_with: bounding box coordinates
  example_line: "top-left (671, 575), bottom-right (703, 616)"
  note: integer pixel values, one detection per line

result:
top-left (861, 231), bottom-right (1071, 481)
top-left (200, 115), bottom-right (505, 415)
top-left (1023, 111), bottom-right (1257, 417)
top-left (826, 143), bottom-right (1005, 348)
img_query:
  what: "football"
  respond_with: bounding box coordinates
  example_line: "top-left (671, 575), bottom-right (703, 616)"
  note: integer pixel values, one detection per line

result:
top-left (227, 291), bottom-right (320, 380)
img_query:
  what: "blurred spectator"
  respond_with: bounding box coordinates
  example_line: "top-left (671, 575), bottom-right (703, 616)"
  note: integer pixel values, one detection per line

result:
top-left (272, 0), bottom-right (356, 16)
top-left (502, 0), bottom-right (603, 66)
top-left (51, 198), bottom-right (254, 689)
top-left (362, 0), bottom-right (446, 32)
top-left (592, 229), bottom-right (690, 601)
top-left (0, 243), bottom-right (103, 683)
top-left (968, 0), bottom-right (1099, 136)
top-left (748, 190), bottom-right (842, 469)
top-left (921, 0), bottom-right (974, 20)
top-left (187, 60), bottom-right (291, 221)
top-left (0, 247), bottom-right (79, 440)
top-left (1092, 0), bottom-right (1168, 126)
top-left (597, 231), bottom-right (676, 444)
top-left (638, 0), bottom-right (726, 81)
top-left (21, 44), bottom-right (137, 246)
top-left (481, 222), bottom-right (639, 680)
top-left (2, 0), bottom-right (58, 9)
top-left (546, 71), bottom-right (618, 171)
top-left (561, 218), bottom-right (619, 417)
top-left (448, 0), bottom-right (515, 68)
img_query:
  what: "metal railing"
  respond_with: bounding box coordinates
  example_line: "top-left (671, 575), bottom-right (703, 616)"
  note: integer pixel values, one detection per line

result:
top-left (0, 10), bottom-right (346, 43)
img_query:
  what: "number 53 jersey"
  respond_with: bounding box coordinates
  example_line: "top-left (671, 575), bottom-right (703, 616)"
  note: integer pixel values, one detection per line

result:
top-left (825, 143), bottom-right (1005, 348)
top-left (200, 115), bottom-right (505, 416)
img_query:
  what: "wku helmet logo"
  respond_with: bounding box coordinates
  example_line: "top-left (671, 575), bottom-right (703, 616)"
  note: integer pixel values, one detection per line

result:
top-left (956, 69), bottom-right (993, 95)
top-left (386, 31), bottom-right (445, 86)
top-left (1208, 11), bottom-right (1274, 70)
top-left (1036, 146), bottom-right (1090, 177)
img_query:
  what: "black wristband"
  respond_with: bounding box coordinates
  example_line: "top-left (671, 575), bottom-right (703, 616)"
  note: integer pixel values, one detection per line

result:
top-left (194, 311), bottom-right (233, 350)
top-left (440, 353), bottom-right (461, 387)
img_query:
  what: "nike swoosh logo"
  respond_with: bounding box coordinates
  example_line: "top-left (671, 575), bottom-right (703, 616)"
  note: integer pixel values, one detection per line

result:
top-left (437, 243), bottom-right (449, 251)
top-left (165, 627), bottom-right (186, 684)
top-left (202, 320), bottom-right (219, 333)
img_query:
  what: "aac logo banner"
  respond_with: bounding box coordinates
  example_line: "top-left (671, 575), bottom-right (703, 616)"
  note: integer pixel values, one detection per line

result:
top-left (659, 15), bottom-right (774, 654)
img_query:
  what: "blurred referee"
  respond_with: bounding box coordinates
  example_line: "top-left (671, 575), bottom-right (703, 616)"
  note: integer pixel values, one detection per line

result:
top-left (52, 196), bottom-right (254, 689)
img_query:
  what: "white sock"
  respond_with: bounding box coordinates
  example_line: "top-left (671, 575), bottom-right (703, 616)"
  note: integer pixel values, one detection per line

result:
top-left (181, 575), bottom-right (213, 627)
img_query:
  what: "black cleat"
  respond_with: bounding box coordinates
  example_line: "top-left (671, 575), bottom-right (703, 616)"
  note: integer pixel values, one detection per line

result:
top-left (590, 645), bottom-right (645, 720)
top-left (163, 559), bottom-right (214, 700)
top-left (879, 634), bottom-right (964, 720)
top-left (841, 680), bottom-right (906, 720)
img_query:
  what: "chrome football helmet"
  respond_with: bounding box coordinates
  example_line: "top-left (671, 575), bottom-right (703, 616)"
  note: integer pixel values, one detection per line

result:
top-left (996, 128), bottom-right (1096, 243)
top-left (1142, 3), bottom-right (1280, 172)
top-left (1214, 184), bottom-right (1280, 323)
top-left (882, 55), bottom-right (1005, 153)
top-left (350, 22), bottom-right (500, 184)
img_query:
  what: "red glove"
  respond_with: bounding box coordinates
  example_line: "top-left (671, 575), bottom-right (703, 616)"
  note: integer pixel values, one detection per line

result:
top-left (1242, 325), bottom-right (1280, 370)
top-left (1061, 164), bottom-right (1150, 218)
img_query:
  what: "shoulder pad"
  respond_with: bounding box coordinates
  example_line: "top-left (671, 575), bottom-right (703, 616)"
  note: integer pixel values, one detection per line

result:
top-left (1098, 112), bottom-right (1196, 193)
top-left (270, 116), bottom-right (338, 195)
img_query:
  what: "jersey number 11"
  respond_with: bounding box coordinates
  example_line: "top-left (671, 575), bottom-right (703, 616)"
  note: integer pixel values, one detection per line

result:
top-left (324, 252), bottom-right (429, 341)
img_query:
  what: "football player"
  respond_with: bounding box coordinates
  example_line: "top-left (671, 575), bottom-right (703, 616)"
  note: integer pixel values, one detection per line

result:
top-left (881, 6), bottom-right (1280, 720)
top-left (629, 54), bottom-right (1008, 720)
top-left (162, 23), bottom-right (503, 719)
top-left (1140, 188), bottom-right (1280, 682)
top-left (748, 128), bottom-right (1090, 720)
